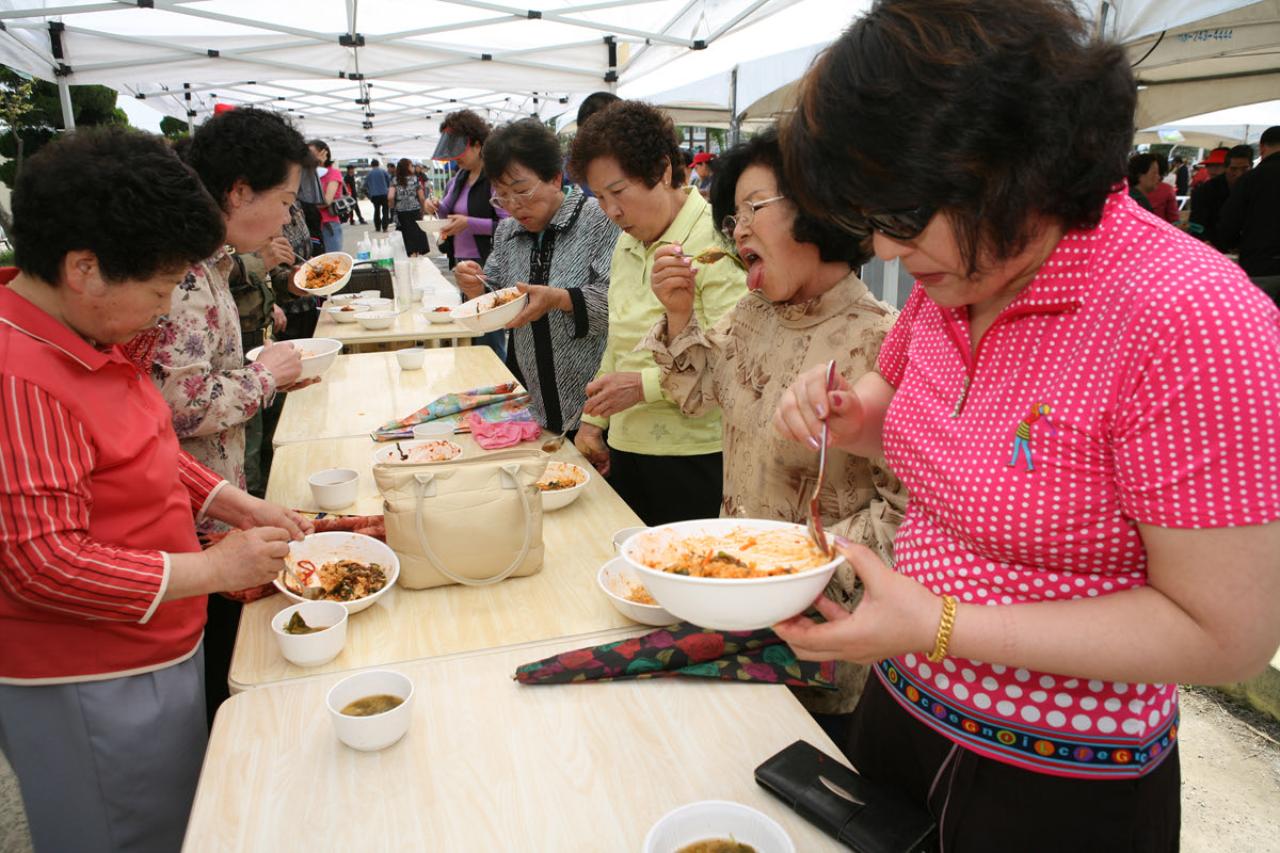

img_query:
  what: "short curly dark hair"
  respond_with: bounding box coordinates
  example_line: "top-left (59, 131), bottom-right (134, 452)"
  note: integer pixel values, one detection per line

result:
top-left (1127, 153), bottom-right (1159, 187)
top-left (440, 109), bottom-right (491, 146)
top-left (187, 108), bottom-right (310, 209)
top-left (484, 118), bottom-right (563, 183)
top-left (12, 127), bottom-right (224, 286)
top-left (567, 100), bottom-right (686, 189)
top-left (780, 0), bottom-right (1137, 275)
top-left (709, 127), bottom-right (870, 268)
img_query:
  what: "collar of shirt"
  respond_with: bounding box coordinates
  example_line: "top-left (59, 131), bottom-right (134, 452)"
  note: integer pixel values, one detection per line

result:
top-left (0, 280), bottom-right (126, 373)
top-left (771, 270), bottom-right (873, 330)
top-left (619, 185), bottom-right (706, 261)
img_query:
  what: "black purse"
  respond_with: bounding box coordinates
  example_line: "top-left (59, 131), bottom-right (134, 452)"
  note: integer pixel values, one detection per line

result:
top-left (755, 741), bottom-right (937, 852)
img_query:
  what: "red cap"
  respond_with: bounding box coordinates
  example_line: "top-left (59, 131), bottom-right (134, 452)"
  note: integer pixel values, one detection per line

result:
top-left (213, 103), bottom-right (236, 115)
top-left (1199, 148), bottom-right (1228, 166)
top-left (691, 151), bottom-right (714, 166)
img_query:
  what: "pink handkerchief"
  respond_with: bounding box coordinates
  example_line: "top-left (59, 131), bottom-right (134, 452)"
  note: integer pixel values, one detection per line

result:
top-left (466, 412), bottom-right (541, 449)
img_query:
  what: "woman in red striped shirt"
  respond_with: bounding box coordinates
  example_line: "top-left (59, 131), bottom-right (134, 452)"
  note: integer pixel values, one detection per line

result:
top-left (0, 128), bottom-right (313, 853)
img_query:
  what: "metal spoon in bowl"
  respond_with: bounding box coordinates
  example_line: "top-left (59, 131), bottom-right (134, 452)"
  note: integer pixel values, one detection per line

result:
top-left (282, 560), bottom-right (325, 600)
top-left (541, 428), bottom-right (571, 453)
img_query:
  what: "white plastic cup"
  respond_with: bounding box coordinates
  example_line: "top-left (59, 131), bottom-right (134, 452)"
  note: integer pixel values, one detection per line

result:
top-left (308, 468), bottom-right (359, 510)
top-left (395, 347), bottom-right (426, 370)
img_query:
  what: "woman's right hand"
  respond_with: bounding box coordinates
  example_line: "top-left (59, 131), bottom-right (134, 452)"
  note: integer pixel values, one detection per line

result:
top-left (772, 362), bottom-right (861, 450)
top-left (651, 243), bottom-right (696, 332)
top-left (253, 341), bottom-right (303, 388)
top-left (205, 527), bottom-right (292, 591)
top-left (574, 423), bottom-right (611, 476)
top-left (454, 260), bottom-right (487, 299)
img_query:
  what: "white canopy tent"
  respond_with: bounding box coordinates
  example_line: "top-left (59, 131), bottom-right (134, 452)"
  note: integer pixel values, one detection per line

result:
top-left (1138, 98), bottom-right (1280, 147)
top-left (0, 0), bottom-right (808, 158)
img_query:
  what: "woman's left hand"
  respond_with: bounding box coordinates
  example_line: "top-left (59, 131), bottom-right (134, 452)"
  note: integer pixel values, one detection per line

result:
top-left (234, 496), bottom-right (314, 541)
top-left (438, 214), bottom-right (469, 240)
top-left (582, 372), bottom-right (644, 419)
top-left (773, 538), bottom-right (939, 663)
top-left (505, 282), bottom-right (569, 328)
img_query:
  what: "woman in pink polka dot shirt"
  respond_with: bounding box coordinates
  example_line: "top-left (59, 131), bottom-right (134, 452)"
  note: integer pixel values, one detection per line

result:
top-left (771, 1), bottom-right (1280, 850)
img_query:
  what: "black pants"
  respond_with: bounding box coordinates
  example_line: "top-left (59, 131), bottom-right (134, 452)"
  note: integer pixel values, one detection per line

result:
top-left (203, 593), bottom-right (241, 727)
top-left (605, 448), bottom-right (723, 526)
top-left (370, 194), bottom-right (389, 231)
top-left (397, 209), bottom-right (430, 256)
top-left (845, 676), bottom-right (1181, 853)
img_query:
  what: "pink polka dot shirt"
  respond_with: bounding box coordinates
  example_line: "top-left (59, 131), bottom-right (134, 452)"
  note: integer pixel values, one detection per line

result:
top-left (875, 189), bottom-right (1280, 779)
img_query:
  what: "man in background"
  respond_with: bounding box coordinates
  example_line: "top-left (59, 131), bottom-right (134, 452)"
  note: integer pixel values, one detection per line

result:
top-left (365, 158), bottom-right (391, 232)
top-left (342, 164), bottom-right (367, 225)
top-left (1217, 127), bottom-right (1280, 302)
top-left (1190, 144), bottom-right (1252, 246)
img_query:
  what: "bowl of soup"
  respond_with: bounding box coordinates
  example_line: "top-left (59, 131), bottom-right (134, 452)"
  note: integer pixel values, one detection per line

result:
top-left (325, 669), bottom-right (415, 751)
top-left (643, 801), bottom-right (794, 853)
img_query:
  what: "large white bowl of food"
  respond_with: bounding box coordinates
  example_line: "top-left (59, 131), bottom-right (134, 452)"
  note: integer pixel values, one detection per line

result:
top-left (293, 252), bottom-right (355, 297)
top-left (535, 460), bottom-right (589, 511)
top-left (449, 286), bottom-right (527, 334)
top-left (371, 439), bottom-right (463, 466)
top-left (244, 337), bottom-right (342, 381)
top-left (620, 518), bottom-right (840, 631)
top-left (597, 557), bottom-right (676, 627)
top-left (274, 531), bottom-right (399, 615)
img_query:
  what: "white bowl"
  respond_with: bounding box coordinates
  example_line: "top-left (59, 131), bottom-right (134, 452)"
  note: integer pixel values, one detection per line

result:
top-left (307, 468), bottom-right (358, 510)
top-left (355, 311), bottom-right (397, 330)
top-left (412, 421), bottom-right (456, 439)
top-left (371, 439), bottom-right (463, 466)
top-left (357, 290), bottom-right (381, 300)
top-left (620, 518), bottom-right (840, 631)
top-left (612, 526), bottom-right (648, 552)
top-left (536, 460), bottom-right (590, 511)
top-left (643, 801), bottom-right (794, 853)
top-left (395, 347), bottom-right (426, 370)
top-left (422, 304), bottom-right (457, 324)
top-left (293, 252), bottom-right (355, 297)
top-left (244, 337), bottom-right (342, 381)
top-left (325, 669), bottom-right (414, 752)
top-left (273, 532), bottom-right (400, 615)
top-left (328, 293), bottom-right (359, 306)
top-left (415, 218), bottom-right (448, 235)
top-left (449, 287), bottom-right (528, 334)
top-left (597, 558), bottom-right (677, 627)
top-left (270, 600), bottom-right (348, 667)
top-left (325, 304), bottom-right (362, 324)
top-left (354, 297), bottom-right (394, 311)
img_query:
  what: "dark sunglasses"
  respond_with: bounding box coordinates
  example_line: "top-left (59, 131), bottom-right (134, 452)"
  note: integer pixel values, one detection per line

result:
top-left (865, 204), bottom-right (937, 241)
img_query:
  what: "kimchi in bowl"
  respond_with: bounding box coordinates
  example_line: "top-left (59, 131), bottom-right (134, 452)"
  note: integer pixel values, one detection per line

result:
top-left (619, 518), bottom-right (840, 631)
top-left (274, 532), bottom-right (400, 615)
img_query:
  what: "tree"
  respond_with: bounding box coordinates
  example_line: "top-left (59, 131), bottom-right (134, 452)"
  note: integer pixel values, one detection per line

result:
top-left (0, 64), bottom-right (128, 190)
top-left (160, 115), bottom-right (189, 140)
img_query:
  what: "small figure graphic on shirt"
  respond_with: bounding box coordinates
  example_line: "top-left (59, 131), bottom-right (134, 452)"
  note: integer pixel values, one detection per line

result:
top-left (1009, 403), bottom-right (1059, 472)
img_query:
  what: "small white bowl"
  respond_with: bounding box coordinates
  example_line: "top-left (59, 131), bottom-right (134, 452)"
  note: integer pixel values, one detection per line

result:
top-left (357, 290), bottom-right (381, 300)
top-left (536, 460), bottom-right (590, 511)
top-left (612, 526), bottom-right (648, 553)
top-left (395, 347), bottom-right (426, 369)
top-left (415, 218), bottom-right (448, 235)
top-left (412, 421), bottom-right (455, 439)
top-left (355, 311), bottom-right (397, 330)
top-left (449, 287), bottom-right (528, 334)
top-left (325, 669), bottom-right (414, 752)
top-left (354, 297), bottom-right (394, 311)
top-left (422, 304), bottom-right (457, 324)
top-left (244, 338), bottom-right (342, 381)
top-left (371, 439), bottom-right (463, 466)
top-left (325, 304), bottom-right (362, 324)
top-left (273, 532), bottom-right (400, 615)
top-left (270, 600), bottom-right (348, 667)
top-left (621, 519), bottom-right (841, 631)
top-left (308, 468), bottom-right (358, 510)
top-left (597, 558), bottom-right (676, 627)
top-left (293, 252), bottom-right (354, 297)
top-left (643, 801), bottom-right (794, 853)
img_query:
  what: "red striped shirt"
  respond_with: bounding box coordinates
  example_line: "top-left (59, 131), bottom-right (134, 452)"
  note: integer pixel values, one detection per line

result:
top-left (0, 282), bottom-right (220, 682)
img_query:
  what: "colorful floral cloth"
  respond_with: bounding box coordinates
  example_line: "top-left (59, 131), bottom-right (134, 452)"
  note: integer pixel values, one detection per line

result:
top-left (515, 624), bottom-right (836, 688)
top-left (371, 382), bottom-right (533, 441)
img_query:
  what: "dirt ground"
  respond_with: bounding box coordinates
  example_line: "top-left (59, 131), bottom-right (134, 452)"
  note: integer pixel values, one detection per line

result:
top-left (1, 686), bottom-right (1277, 851)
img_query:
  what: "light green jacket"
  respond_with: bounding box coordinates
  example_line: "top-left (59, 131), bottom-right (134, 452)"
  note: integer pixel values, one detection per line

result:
top-left (581, 186), bottom-right (747, 455)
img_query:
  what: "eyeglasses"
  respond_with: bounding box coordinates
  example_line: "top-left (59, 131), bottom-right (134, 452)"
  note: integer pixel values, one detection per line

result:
top-left (489, 181), bottom-right (542, 210)
top-left (865, 204), bottom-right (936, 241)
top-left (720, 195), bottom-right (787, 238)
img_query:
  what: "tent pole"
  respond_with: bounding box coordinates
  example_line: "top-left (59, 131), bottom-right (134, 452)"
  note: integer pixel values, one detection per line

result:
top-left (728, 65), bottom-right (739, 147)
top-left (58, 76), bottom-right (75, 131)
top-left (184, 83), bottom-right (194, 133)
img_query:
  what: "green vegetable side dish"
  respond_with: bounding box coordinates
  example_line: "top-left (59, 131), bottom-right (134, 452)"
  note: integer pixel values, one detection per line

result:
top-left (283, 612), bottom-right (322, 635)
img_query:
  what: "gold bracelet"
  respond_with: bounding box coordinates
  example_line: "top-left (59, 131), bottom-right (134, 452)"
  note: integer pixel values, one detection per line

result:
top-left (927, 594), bottom-right (958, 663)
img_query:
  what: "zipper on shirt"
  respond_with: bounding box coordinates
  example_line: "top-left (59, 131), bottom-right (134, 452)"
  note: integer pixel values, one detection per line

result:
top-left (951, 376), bottom-right (972, 418)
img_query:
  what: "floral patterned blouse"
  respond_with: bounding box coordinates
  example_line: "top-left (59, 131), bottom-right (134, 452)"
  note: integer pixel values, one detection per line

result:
top-left (149, 250), bottom-right (277, 518)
